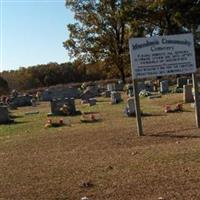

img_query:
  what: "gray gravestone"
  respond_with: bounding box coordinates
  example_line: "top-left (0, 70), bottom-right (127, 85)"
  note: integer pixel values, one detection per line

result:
top-left (81, 89), bottom-right (96, 102)
top-left (127, 97), bottom-right (135, 115)
top-left (42, 87), bottom-right (80, 101)
top-left (86, 85), bottom-right (99, 96)
top-left (0, 106), bottom-right (10, 124)
top-left (10, 95), bottom-right (32, 107)
top-left (160, 80), bottom-right (169, 93)
top-left (183, 84), bottom-right (194, 103)
top-left (50, 98), bottom-right (76, 115)
top-left (111, 91), bottom-right (122, 104)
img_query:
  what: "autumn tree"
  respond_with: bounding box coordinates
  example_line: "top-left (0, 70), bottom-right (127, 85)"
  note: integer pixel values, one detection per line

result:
top-left (64, 0), bottom-right (135, 83)
top-left (0, 76), bottom-right (9, 95)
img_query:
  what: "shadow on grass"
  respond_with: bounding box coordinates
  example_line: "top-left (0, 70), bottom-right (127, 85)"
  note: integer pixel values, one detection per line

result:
top-left (80, 119), bottom-right (103, 124)
top-left (126, 113), bottom-right (165, 117)
top-left (9, 115), bottom-right (24, 119)
top-left (0, 120), bottom-right (28, 126)
top-left (97, 99), bottom-right (110, 102)
top-left (182, 110), bottom-right (193, 113)
top-left (142, 112), bottom-right (165, 117)
top-left (141, 110), bottom-right (192, 117)
top-left (149, 128), bottom-right (200, 139)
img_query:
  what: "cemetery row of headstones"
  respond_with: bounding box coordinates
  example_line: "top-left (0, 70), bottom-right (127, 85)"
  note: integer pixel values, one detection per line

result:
top-left (0, 77), bottom-right (198, 123)
top-left (0, 77), bottom-right (193, 108)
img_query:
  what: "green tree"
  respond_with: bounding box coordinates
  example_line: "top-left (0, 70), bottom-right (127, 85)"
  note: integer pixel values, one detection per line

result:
top-left (64, 0), bottom-right (134, 83)
top-left (0, 76), bottom-right (9, 95)
top-left (130, 0), bottom-right (200, 37)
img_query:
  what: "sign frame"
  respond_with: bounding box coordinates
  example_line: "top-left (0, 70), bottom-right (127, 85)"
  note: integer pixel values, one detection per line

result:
top-left (129, 33), bottom-right (200, 136)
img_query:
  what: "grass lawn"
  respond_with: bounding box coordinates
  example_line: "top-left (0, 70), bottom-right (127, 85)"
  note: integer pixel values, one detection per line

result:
top-left (1, 93), bottom-right (200, 200)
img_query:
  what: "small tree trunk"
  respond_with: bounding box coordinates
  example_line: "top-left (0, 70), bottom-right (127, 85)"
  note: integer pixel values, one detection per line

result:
top-left (119, 66), bottom-right (126, 84)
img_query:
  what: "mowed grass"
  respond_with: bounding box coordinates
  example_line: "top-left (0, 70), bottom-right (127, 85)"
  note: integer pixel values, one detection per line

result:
top-left (1, 93), bottom-right (200, 200)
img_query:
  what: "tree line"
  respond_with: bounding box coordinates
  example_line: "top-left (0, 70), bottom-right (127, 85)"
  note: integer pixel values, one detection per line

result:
top-left (1, 0), bottom-right (200, 94)
top-left (0, 61), bottom-right (120, 94)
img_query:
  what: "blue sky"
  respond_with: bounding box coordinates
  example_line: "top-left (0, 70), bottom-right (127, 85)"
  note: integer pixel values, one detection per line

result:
top-left (0, 0), bottom-right (74, 72)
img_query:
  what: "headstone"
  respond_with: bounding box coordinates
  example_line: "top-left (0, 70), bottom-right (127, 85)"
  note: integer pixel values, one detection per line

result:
top-left (111, 91), bottom-right (122, 104)
top-left (160, 80), bottom-right (169, 93)
top-left (177, 77), bottom-right (188, 88)
top-left (0, 106), bottom-right (10, 124)
top-left (10, 95), bottom-right (32, 107)
top-left (86, 85), bottom-right (99, 96)
top-left (50, 98), bottom-right (76, 115)
top-left (127, 97), bottom-right (135, 115)
top-left (41, 87), bottom-right (80, 101)
top-left (183, 84), bottom-right (194, 103)
top-left (81, 89), bottom-right (96, 102)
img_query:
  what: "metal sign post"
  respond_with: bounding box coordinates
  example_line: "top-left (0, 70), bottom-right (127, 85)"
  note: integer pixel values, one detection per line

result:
top-left (133, 79), bottom-right (143, 136)
top-left (192, 73), bottom-right (200, 128)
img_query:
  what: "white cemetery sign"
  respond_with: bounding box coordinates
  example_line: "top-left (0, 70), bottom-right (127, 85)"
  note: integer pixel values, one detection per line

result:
top-left (129, 33), bottom-right (199, 136)
top-left (129, 33), bottom-right (197, 79)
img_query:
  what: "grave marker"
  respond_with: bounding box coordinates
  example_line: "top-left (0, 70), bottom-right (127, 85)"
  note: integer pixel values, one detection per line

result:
top-left (127, 97), bottom-right (135, 116)
top-left (183, 84), bottom-right (194, 103)
top-left (50, 98), bottom-right (76, 116)
top-left (10, 95), bottom-right (32, 107)
top-left (0, 106), bottom-right (10, 124)
top-left (160, 80), bottom-right (169, 94)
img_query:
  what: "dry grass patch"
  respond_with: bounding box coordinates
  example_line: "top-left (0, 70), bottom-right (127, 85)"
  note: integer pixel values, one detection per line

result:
top-left (1, 93), bottom-right (200, 200)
